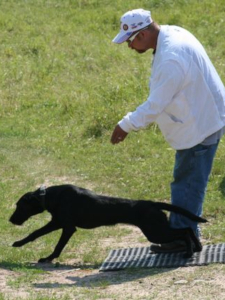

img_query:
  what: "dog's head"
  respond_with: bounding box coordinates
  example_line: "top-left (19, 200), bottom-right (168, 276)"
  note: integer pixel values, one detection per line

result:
top-left (9, 188), bottom-right (45, 226)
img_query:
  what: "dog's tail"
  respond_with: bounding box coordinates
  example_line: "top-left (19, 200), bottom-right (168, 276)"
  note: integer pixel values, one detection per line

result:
top-left (154, 202), bottom-right (207, 223)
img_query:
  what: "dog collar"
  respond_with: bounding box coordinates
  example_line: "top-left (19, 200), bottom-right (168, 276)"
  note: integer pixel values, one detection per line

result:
top-left (39, 185), bottom-right (46, 210)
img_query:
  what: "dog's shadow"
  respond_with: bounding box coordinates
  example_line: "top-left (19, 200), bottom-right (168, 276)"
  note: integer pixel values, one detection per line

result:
top-left (0, 260), bottom-right (175, 289)
top-left (32, 262), bottom-right (174, 289)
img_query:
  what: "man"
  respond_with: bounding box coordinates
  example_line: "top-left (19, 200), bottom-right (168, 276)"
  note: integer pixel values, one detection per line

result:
top-left (110, 8), bottom-right (225, 253)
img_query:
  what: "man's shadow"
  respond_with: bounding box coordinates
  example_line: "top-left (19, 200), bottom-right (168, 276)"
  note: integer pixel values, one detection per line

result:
top-left (219, 177), bottom-right (225, 197)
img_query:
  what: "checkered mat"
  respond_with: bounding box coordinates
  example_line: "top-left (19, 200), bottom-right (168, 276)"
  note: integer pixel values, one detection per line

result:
top-left (100, 243), bottom-right (225, 271)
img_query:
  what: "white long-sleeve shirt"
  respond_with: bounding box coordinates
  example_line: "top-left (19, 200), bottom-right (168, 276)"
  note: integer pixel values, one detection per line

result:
top-left (119, 25), bottom-right (225, 150)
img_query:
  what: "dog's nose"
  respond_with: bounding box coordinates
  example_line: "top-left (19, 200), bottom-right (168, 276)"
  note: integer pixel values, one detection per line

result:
top-left (9, 216), bottom-right (16, 224)
top-left (9, 215), bottom-right (22, 225)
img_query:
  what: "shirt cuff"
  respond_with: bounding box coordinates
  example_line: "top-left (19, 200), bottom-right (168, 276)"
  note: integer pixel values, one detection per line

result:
top-left (118, 113), bottom-right (135, 133)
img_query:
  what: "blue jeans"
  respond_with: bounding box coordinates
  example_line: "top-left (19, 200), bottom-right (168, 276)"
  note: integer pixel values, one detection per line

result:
top-left (169, 141), bottom-right (220, 237)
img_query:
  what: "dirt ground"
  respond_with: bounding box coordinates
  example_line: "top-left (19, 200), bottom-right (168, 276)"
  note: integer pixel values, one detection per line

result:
top-left (1, 226), bottom-right (225, 300)
top-left (1, 256), bottom-right (225, 300)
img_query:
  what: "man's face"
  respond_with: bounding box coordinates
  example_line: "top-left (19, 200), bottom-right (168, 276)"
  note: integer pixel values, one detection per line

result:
top-left (126, 31), bottom-right (148, 54)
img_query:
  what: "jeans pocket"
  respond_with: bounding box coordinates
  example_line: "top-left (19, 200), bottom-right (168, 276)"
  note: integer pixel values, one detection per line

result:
top-left (194, 148), bottom-right (208, 157)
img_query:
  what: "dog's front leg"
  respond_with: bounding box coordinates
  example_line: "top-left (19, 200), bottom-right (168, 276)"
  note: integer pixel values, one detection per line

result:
top-left (12, 220), bottom-right (60, 247)
top-left (38, 226), bottom-right (76, 263)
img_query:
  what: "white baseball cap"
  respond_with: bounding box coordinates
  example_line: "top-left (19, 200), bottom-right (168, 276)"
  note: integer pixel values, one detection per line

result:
top-left (112, 9), bottom-right (153, 44)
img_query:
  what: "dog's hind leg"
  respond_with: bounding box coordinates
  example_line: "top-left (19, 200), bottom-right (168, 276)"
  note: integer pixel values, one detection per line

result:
top-left (180, 229), bottom-right (194, 258)
top-left (139, 226), bottom-right (198, 258)
top-left (170, 228), bottom-right (202, 258)
top-left (185, 227), bottom-right (202, 252)
top-left (38, 226), bottom-right (76, 263)
top-left (12, 220), bottom-right (60, 247)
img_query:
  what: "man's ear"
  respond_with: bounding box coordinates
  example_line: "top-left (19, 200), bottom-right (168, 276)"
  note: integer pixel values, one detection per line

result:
top-left (138, 30), bottom-right (147, 41)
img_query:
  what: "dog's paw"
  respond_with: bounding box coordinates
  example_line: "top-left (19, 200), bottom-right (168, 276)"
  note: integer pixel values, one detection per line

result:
top-left (12, 241), bottom-right (24, 247)
top-left (194, 244), bottom-right (202, 252)
top-left (38, 257), bottom-right (53, 263)
top-left (183, 252), bottom-right (193, 259)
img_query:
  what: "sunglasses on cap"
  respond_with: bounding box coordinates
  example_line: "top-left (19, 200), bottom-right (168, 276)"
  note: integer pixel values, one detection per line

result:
top-left (126, 25), bottom-right (150, 44)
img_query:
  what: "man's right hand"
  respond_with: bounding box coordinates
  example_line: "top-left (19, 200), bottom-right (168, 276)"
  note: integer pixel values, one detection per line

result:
top-left (110, 125), bottom-right (128, 144)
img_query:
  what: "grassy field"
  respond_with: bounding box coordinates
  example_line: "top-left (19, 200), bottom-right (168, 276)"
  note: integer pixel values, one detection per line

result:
top-left (0, 0), bottom-right (225, 299)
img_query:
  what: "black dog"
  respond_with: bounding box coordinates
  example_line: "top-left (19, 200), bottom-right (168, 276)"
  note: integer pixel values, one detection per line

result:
top-left (9, 184), bottom-right (206, 262)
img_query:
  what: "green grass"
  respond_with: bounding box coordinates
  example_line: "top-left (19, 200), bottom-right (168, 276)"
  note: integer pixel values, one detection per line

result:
top-left (0, 0), bottom-right (225, 299)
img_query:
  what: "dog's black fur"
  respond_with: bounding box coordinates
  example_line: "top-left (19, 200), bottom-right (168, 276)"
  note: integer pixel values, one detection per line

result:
top-left (9, 184), bottom-right (206, 262)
